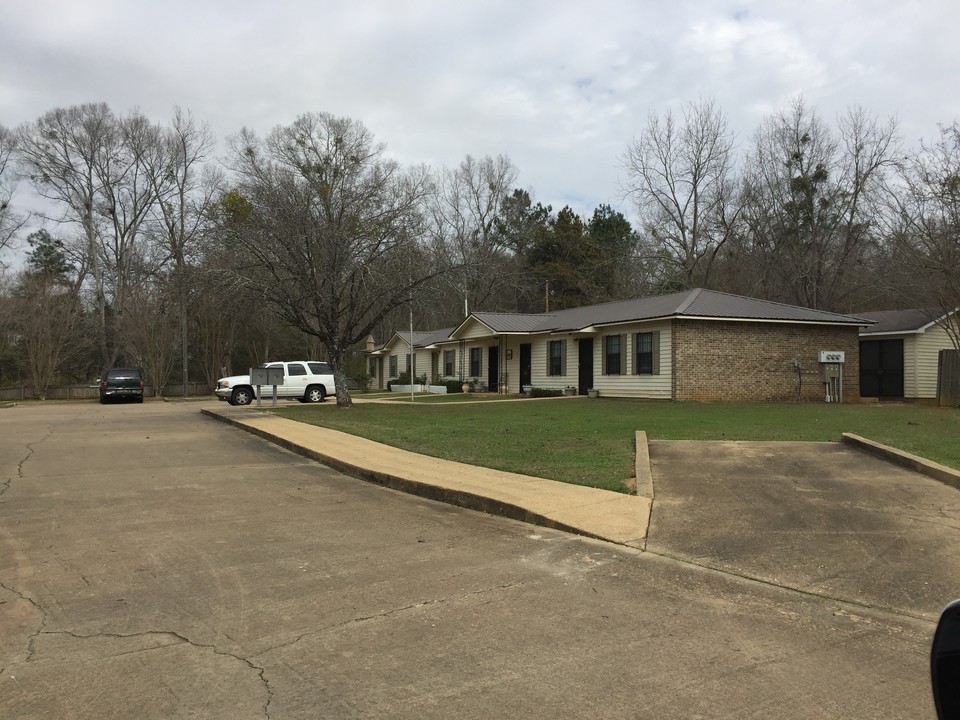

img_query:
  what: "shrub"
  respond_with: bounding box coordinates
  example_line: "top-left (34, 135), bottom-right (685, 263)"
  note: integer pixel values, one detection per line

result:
top-left (445, 380), bottom-right (464, 393)
top-left (529, 387), bottom-right (563, 398)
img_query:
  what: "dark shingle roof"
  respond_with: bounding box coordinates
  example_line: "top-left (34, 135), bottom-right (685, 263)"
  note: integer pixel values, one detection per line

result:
top-left (539, 289), bottom-right (872, 332)
top-left (858, 309), bottom-right (946, 334)
top-left (381, 290), bottom-right (873, 350)
top-left (470, 312), bottom-right (554, 334)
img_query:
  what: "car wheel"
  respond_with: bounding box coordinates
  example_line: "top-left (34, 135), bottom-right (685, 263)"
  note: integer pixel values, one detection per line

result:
top-left (231, 387), bottom-right (254, 406)
top-left (99, 396), bottom-right (107, 405)
top-left (136, 395), bottom-right (144, 404)
top-left (304, 385), bottom-right (325, 403)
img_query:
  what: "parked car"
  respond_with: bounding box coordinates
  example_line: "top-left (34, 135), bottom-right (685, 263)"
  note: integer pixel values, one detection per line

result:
top-left (215, 361), bottom-right (335, 406)
top-left (99, 367), bottom-right (144, 404)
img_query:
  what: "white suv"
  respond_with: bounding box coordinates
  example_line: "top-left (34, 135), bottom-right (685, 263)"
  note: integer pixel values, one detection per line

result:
top-left (215, 361), bottom-right (336, 406)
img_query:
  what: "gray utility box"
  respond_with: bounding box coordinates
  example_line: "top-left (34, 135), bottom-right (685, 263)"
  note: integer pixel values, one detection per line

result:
top-left (250, 366), bottom-right (284, 386)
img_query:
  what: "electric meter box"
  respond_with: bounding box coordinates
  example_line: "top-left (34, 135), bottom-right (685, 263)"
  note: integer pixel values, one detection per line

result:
top-left (818, 351), bottom-right (845, 364)
top-left (250, 366), bottom-right (284, 386)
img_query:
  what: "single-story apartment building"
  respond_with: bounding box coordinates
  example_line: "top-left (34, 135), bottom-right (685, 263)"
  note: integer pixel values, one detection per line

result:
top-left (368, 288), bottom-right (874, 401)
top-left (858, 309), bottom-right (958, 400)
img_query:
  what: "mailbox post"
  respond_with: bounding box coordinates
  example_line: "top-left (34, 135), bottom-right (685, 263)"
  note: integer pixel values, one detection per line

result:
top-left (250, 366), bottom-right (284, 407)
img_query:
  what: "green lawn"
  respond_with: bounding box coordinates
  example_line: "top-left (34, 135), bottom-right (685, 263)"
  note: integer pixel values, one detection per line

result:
top-left (272, 399), bottom-right (960, 493)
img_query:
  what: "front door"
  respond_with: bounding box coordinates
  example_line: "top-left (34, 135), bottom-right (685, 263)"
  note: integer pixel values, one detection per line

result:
top-left (519, 343), bottom-right (532, 389)
top-left (487, 346), bottom-right (499, 392)
top-left (860, 339), bottom-right (904, 397)
top-left (578, 338), bottom-right (594, 395)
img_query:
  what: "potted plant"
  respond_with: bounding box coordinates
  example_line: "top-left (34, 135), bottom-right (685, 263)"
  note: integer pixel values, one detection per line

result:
top-left (587, 388), bottom-right (599, 399)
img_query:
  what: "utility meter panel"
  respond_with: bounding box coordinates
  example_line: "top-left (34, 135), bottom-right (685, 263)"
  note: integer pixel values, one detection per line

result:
top-left (818, 351), bottom-right (845, 403)
top-left (250, 366), bottom-right (284, 386)
top-left (818, 351), bottom-right (845, 364)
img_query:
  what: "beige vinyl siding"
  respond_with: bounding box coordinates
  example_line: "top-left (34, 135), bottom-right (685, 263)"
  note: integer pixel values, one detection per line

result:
top-left (875, 325), bottom-right (954, 399)
top-left (593, 322), bottom-right (672, 399)
top-left (438, 347), bottom-right (458, 379)
top-left (464, 343), bottom-right (485, 379)
top-left (411, 349), bottom-right (432, 381)
top-left (912, 324), bottom-right (955, 398)
top-left (529, 336), bottom-right (575, 390)
top-left (458, 319), bottom-right (496, 340)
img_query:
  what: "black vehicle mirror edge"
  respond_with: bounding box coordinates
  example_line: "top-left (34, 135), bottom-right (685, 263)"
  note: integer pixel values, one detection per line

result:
top-left (932, 599), bottom-right (960, 719)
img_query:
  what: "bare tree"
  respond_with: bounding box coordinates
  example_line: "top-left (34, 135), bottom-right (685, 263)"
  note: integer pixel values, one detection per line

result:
top-left (623, 99), bottom-right (738, 289)
top-left (428, 154), bottom-right (519, 313)
top-left (92, 110), bottom-right (167, 363)
top-left (221, 112), bottom-right (439, 407)
top-left (123, 278), bottom-right (179, 396)
top-left (890, 122), bottom-right (960, 350)
top-left (737, 99), bottom-right (899, 310)
top-left (17, 104), bottom-right (112, 364)
top-left (17, 104), bottom-right (171, 369)
top-left (144, 108), bottom-right (218, 393)
top-left (0, 124), bottom-right (24, 259)
top-left (14, 229), bottom-right (86, 399)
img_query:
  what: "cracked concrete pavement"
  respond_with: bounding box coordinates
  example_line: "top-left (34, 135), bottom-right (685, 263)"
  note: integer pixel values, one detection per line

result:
top-left (0, 400), bottom-right (955, 719)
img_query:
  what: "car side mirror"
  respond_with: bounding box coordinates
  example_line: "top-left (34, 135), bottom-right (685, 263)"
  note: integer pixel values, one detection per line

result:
top-left (932, 599), bottom-right (960, 719)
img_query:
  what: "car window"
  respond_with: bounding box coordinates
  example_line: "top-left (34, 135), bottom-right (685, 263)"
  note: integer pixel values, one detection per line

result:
top-left (107, 368), bottom-right (141, 380)
top-left (308, 363), bottom-right (331, 374)
top-left (287, 363), bottom-right (307, 376)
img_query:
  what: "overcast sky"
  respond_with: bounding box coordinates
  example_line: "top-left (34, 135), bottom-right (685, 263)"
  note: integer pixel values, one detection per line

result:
top-left (3, 0), bottom-right (959, 226)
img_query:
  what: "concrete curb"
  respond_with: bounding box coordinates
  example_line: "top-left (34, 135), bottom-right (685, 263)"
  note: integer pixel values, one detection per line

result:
top-left (634, 431), bottom-right (654, 499)
top-left (841, 433), bottom-right (960, 491)
top-left (203, 408), bottom-right (648, 547)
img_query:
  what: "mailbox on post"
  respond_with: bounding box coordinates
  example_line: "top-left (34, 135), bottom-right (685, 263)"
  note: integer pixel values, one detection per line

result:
top-left (250, 366), bottom-right (284, 406)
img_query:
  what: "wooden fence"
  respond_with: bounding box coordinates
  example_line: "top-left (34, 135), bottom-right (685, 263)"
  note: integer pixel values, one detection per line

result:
top-left (0, 382), bottom-right (212, 402)
top-left (939, 350), bottom-right (960, 407)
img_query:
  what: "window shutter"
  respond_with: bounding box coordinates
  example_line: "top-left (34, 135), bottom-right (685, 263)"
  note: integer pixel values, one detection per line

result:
top-left (620, 334), bottom-right (627, 375)
top-left (546, 342), bottom-right (552, 375)
top-left (652, 330), bottom-right (660, 375)
top-left (561, 340), bottom-right (567, 376)
top-left (601, 336), bottom-right (607, 375)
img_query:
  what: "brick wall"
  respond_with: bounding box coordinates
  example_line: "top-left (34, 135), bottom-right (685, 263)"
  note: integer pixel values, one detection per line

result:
top-left (672, 320), bottom-right (861, 401)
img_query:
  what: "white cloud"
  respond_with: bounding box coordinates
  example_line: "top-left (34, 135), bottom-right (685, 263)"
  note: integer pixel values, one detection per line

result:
top-left (1, 0), bottom-right (959, 223)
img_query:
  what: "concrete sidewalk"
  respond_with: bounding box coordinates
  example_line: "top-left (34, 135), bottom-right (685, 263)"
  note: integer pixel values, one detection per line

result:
top-left (202, 405), bottom-right (653, 548)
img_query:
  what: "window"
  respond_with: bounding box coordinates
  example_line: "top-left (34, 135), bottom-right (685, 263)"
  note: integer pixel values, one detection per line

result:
top-left (287, 363), bottom-right (306, 376)
top-left (469, 347), bottom-right (481, 376)
top-left (308, 362), bottom-right (330, 374)
top-left (635, 331), bottom-right (659, 375)
top-left (367, 358), bottom-right (377, 378)
top-left (389, 355), bottom-right (398, 377)
top-left (444, 350), bottom-right (455, 376)
top-left (636, 333), bottom-right (653, 374)
top-left (603, 334), bottom-right (624, 375)
top-left (548, 340), bottom-right (565, 376)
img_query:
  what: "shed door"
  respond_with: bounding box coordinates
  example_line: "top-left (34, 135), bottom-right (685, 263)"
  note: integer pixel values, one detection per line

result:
top-left (487, 346), bottom-right (499, 393)
top-left (859, 339), bottom-right (904, 398)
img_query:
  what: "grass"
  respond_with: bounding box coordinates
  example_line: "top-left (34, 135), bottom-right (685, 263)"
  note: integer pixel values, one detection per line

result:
top-left (271, 398), bottom-right (960, 493)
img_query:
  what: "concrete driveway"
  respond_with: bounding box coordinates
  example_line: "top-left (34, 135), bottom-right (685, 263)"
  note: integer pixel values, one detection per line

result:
top-left (647, 440), bottom-right (960, 621)
top-left (0, 401), bottom-right (945, 719)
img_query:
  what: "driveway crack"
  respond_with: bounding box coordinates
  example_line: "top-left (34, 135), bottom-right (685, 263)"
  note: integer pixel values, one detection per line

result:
top-left (254, 581), bottom-right (523, 658)
top-left (0, 581), bottom-right (49, 675)
top-left (23, 629), bottom-right (274, 719)
top-left (2, 428), bottom-right (52, 499)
